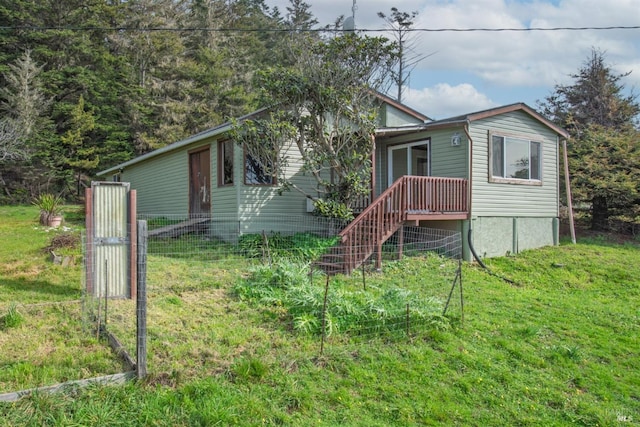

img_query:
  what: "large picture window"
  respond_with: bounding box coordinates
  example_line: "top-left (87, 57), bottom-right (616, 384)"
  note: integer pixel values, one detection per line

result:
top-left (491, 134), bottom-right (541, 182)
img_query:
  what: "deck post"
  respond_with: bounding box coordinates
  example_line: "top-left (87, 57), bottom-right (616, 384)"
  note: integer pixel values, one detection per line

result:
top-left (398, 224), bottom-right (404, 260)
top-left (376, 203), bottom-right (383, 270)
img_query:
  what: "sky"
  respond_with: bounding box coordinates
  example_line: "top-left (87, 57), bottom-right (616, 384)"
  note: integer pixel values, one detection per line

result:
top-left (264, 0), bottom-right (640, 120)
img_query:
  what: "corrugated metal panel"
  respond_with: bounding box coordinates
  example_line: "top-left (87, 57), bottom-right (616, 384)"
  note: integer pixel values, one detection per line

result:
top-left (94, 245), bottom-right (128, 298)
top-left (92, 182), bottom-right (130, 298)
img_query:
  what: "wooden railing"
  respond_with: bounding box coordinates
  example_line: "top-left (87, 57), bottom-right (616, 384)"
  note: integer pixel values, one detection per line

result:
top-left (404, 176), bottom-right (468, 214)
top-left (337, 176), bottom-right (468, 274)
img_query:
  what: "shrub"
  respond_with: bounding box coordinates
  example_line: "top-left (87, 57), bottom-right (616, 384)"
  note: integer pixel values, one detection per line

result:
top-left (234, 259), bottom-right (448, 337)
top-left (237, 232), bottom-right (339, 262)
top-left (0, 304), bottom-right (24, 330)
top-left (32, 193), bottom-right (64, 225)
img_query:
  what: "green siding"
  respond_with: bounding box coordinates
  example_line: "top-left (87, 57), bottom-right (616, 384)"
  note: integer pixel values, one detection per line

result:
top-left (238, 142), bottom-right (320, 234)
top-left (430, 128), bottom-right (468, 178)
top-left (376, 109), bottom-right (562, 260)
top-left (379, 104), bottom-right (425, 127)
top-left (469, 111), bottom-right (559, 218)
top-left (375, 127), bottom-right (468, 194)
top-left (211, 139), bottom-right (239, 219)
top-left (121, 147), bottom-right (192, 216)
top-left (119, 134), bottom-right (318, 227)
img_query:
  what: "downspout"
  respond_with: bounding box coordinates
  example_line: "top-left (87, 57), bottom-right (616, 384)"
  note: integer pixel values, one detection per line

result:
top-left (371, 134), bottom-right (377, 200)
top-left (462, 122), bottom-right (516, 285)
top-left (463, 123), bottom-right (473, 219)
top-left (463, 123), bottom-right (474, 261)
top-left (562, 138), bottom-right (576, 244)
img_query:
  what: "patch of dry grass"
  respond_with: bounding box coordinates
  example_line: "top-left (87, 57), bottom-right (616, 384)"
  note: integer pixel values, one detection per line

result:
top-left (0, 302), bottom-right (123, 392)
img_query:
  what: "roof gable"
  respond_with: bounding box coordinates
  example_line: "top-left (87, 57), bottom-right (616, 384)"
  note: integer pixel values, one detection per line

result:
top-left (374, 91), bottom-right (431, 125)
top-left (426, 103), bottom-right (569, 138)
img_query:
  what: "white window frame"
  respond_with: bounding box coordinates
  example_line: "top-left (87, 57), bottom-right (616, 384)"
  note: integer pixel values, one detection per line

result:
top-left (387, 139), bottom-right (431, 187)
top-left (489, 131), bottom-right (543, 186)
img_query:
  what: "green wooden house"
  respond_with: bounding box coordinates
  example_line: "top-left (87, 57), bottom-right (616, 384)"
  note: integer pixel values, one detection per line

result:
top-left (98, 96), bottom-right (568, 265)
top-left (371, 102), bottom-right (569, 264)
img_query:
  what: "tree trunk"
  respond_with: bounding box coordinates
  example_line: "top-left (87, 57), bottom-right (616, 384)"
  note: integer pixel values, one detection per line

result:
top-left (591, 196), bottom-right (609, 230)
top-left (0, 173), bottom-right (11, 199)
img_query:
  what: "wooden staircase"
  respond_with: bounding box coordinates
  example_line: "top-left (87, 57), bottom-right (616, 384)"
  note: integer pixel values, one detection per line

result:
top-left (315, 176), bottom-right (468, 275)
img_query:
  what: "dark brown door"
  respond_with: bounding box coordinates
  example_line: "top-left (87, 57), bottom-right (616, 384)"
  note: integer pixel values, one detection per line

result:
top-left (189, 148), bottom-right (211, 217)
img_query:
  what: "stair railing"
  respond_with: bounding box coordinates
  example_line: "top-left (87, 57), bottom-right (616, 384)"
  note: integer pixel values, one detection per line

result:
top-left (338, 176), bottom-right (468, 274)
top-left (339, 176), bottom-right (407, 273)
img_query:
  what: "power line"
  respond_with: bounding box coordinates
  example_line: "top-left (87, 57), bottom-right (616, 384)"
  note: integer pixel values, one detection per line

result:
top-left (406, 25), bottom-right (640, 32)
top-left (1, 25), bottom-right (639, 33)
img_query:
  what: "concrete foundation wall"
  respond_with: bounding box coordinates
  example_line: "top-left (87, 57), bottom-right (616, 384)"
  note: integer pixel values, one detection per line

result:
top-left (467, 216), bottom-right (558, 259)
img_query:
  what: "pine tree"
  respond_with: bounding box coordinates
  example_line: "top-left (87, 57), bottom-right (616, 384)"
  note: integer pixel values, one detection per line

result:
top-left (540, 48), bottom-right (639, 133)
top-left (0, 50), bottom-right (52, 201)
top-left (0, 50), bottom-right (49, 140)
top-left (58, 96), bottom-right (98, 196)
top-left (539, 49), bottom-right (640, 230)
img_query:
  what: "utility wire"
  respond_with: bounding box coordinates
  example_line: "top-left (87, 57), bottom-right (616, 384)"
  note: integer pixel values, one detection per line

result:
top-left (1, 25), bottom-right (639, 33)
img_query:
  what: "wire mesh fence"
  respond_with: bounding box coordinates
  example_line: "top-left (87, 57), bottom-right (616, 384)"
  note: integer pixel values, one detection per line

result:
top-left (83, 215), bottom-right (463, 380)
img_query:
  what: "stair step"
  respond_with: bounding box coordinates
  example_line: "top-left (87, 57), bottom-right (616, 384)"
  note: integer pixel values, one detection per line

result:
top-left (313, 261), bottom-right (346, 275)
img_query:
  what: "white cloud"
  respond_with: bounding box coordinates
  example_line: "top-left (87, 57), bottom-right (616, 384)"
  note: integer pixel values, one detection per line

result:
top-left (264, 0), bottom-right (639, 107)
top-left (404, 83), bottom-right (496, 119)
top-left (408, 0), bottom-right (640, 88)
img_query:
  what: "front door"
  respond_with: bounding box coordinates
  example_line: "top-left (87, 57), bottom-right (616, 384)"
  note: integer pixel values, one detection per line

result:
top-left (189, 147), bottom-right (211, 217)
top-left (387, 140), bottom-right (430, 187)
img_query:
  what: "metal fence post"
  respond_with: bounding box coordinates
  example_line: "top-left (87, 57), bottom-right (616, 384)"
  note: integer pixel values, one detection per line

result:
top-left (320, 275), bottom-right (330, 356)
top-left (136, 220), bottom-right (148, 379)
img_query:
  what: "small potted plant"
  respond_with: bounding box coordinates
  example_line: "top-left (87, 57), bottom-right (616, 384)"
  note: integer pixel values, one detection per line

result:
top-left (33, 193), bottom-right (64, 227)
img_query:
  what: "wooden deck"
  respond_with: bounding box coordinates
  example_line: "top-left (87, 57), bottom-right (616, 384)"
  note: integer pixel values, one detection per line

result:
top-left (405, 210), bottom-right (468, 221)
top-left (317, 176), bottom-right (468, 275)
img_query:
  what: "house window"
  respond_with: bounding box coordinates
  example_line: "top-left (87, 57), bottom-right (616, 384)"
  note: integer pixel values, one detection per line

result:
top-left (244, 152), bottom-right (275, 185)
top-left (218, 140), bottom-right (234, 186)
top-left (491, 134), bottom-right (541, 183)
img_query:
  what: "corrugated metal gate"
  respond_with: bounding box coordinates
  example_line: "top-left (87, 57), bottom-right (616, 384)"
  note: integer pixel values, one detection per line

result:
top-left (85, 182), bottom-right (137, 299)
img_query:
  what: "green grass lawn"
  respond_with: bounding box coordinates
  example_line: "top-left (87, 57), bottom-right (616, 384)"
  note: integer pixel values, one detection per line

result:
top-left (0, 205), bottom-right (124, 395)
top-left (1, 205), bottom-right (639, 426)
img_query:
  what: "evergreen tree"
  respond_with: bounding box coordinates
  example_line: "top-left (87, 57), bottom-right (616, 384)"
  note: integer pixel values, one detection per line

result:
top-left (0, 50), bottom-right (52, 201)
top-left (539, 48), bottom-right (639, 133)
top-left (0, 0), bottom-right (310, 201)
top-left (58, 96), bottom-right (98, 196)
top-left (285, 0), bottom-right (318, 31)
top-left (539, 49), bottom-right (640, 230)
top-left (569, 125), bottom-right (640, 230)
top-left (0, 120), bottom-right (25, 163)
top-left (0, 50), bottom-right (48, 140)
